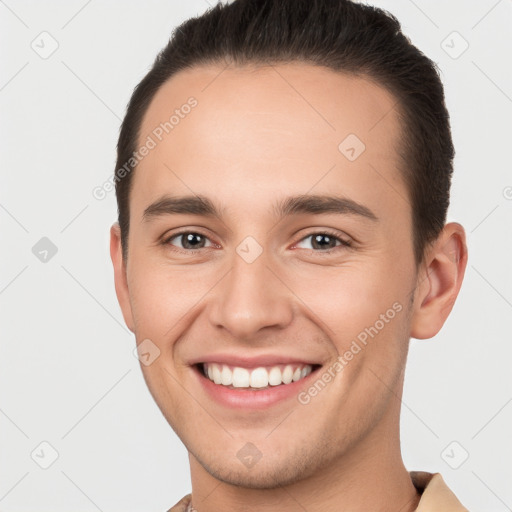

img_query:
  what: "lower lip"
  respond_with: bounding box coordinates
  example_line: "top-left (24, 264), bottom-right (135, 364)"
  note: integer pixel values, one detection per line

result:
top-left (194, 365), bottom-right (320, 410)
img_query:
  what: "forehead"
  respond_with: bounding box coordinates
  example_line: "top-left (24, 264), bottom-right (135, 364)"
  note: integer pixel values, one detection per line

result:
top-left (133, 63), bottom-right (405, 219)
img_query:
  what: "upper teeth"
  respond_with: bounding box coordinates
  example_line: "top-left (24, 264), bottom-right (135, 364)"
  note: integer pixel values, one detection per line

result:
top-left (203, 363), bottom-right (313, 389)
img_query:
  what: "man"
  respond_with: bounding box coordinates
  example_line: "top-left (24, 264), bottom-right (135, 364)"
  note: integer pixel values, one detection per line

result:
top-left (109, 0), bottom-right (469, 510)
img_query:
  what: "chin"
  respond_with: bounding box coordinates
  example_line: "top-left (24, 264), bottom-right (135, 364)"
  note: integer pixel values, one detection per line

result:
top-left (192, 445), bottom-right (320, 490)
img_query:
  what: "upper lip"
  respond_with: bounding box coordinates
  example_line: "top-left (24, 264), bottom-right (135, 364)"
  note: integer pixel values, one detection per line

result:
top-left (189, 353), bottom-right (322, 369)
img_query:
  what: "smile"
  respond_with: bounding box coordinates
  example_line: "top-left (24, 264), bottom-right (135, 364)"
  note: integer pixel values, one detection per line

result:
top-left (202, 362), bottom-right (314, 389)
top-left (192, 355), bottom-right (323, 409)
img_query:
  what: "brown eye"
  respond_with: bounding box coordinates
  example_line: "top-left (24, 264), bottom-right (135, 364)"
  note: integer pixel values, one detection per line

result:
top-left (165, 232), bottom-right (213, 251)
top-left (295, 231), bottom-right (352, 252)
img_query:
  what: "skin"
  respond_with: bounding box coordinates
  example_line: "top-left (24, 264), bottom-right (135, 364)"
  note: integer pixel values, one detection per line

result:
top-left (110, 63), bottom-right (467, 511)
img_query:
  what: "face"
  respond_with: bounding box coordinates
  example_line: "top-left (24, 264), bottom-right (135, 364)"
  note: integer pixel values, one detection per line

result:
top-left (113, 63), bottom-right (421, 488)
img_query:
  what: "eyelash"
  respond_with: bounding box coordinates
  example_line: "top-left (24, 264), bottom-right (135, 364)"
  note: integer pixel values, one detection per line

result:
top-left (162, 229), bottom-right (352, 255)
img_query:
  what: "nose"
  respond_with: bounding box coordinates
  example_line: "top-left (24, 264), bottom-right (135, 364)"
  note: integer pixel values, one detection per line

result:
top-left (208, 250), bottom-right (294, 341)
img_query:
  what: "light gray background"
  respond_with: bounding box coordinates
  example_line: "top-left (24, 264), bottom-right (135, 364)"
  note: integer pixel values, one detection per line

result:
top-left (1, 0), bottom-right (511, 510)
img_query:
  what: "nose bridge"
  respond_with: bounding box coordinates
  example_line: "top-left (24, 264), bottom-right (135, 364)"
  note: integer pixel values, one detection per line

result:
top-left (210, 244), bottom-right (293, 339)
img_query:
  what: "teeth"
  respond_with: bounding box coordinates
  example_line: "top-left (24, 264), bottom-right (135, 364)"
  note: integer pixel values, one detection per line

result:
top-left (203, 363), bottom-right (314, 389)
top-left (232, 367), bottom-right (250, 388)
top-left (212, 364), bottom-right (222, 385)
top-left (221, 365), bottom-right (232, 386)
top-left (282, 365), bottom-right (293, 384)
top-left (268, 367), bottom-right (282, 386)
top-left (250, 367), bottom-right (268, 388)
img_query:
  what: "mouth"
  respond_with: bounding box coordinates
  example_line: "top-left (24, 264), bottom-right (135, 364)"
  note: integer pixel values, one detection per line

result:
top-left (198, 362), bottom-right (318, 390)
top-left (193, 360), bottom-right (322, 409)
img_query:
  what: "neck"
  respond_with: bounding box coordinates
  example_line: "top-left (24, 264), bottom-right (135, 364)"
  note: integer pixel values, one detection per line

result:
top-left (188, 409), bottom-right (420, 512)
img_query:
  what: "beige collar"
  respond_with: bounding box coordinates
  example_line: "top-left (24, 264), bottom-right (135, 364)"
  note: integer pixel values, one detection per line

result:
top-left (412, 471), bottom-right (468, 511)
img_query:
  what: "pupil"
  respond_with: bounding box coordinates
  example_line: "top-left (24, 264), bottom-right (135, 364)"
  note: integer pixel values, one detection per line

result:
top-left (183, 233), bottom-right (204, 249)
top-left (313, 234), bottom-right (335, 250)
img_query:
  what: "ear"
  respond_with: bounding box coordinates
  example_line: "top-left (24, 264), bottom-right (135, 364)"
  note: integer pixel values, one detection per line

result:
top-left (410, 222), bottom-right (468, 339)
top-left (110, 222), bottom-right (135, 333)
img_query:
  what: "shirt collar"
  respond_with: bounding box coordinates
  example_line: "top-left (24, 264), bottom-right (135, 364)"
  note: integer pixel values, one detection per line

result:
top-left (411, 471), bottom-right (469, 511)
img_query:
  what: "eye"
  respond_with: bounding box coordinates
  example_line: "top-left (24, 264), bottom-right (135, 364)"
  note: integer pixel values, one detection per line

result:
top-left (162, 229), bottom-right (352, 255)
top-left (163, 231), bottom-right (214, 252)
top-left (294, 230), bottom-right (352, 252)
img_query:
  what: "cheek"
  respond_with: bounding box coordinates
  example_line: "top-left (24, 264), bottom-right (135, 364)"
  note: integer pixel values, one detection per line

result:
top-left (127, 255), bottom-right (212, 338)
top-left (283, 261), bottom-right (411, 391)
top-left (285, 262), bottom-right (407, 339)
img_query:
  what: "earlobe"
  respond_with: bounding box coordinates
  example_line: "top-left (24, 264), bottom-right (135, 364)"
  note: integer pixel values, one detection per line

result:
top-left (110, 222), bottom-right (135, 333)
top-left (410, 223), bottom-right (468, 340)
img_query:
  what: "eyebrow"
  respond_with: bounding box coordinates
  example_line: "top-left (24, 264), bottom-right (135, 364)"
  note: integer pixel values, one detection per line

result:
top-left (142, 194), bottom-right (378, 222)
